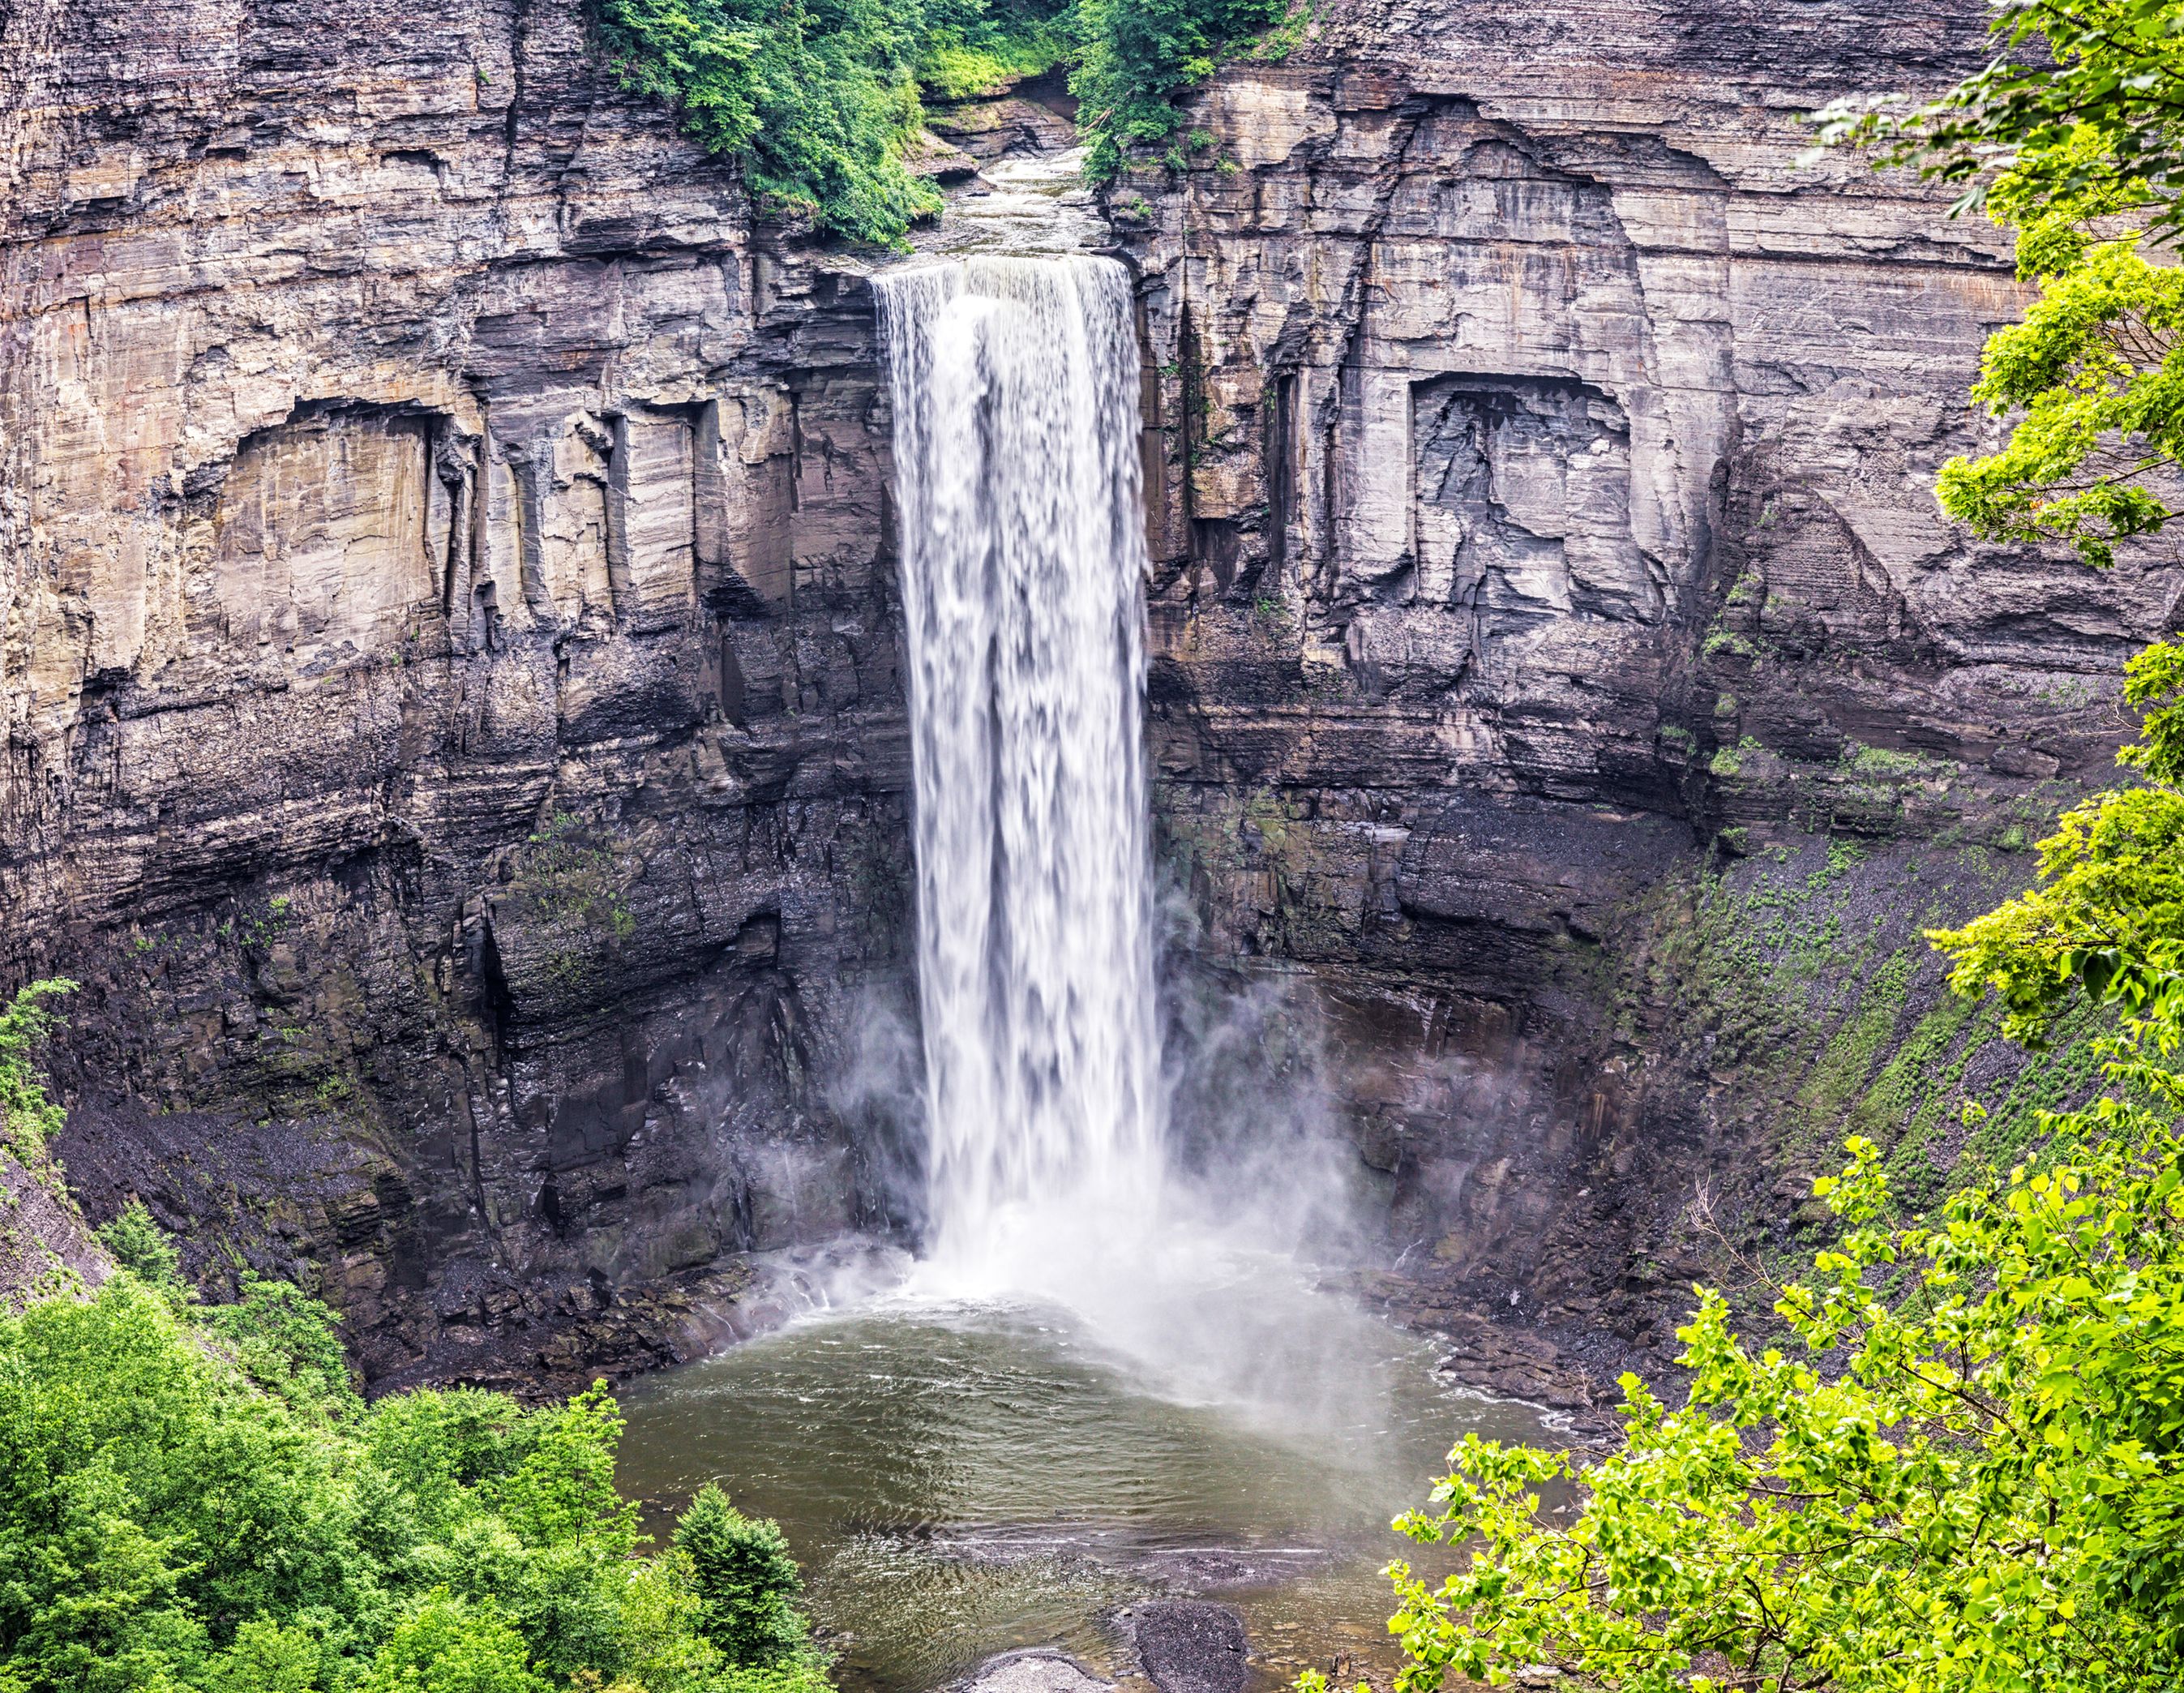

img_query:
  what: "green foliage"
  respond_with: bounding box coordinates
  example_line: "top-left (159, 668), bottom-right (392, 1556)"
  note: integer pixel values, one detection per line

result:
top-left (674, 1487), bottom-right (807, 1668)
top-left (0, 979), bottom-right (75, 1161)
top-left (597, 0), bottom-right (942, 245)
top-left (1929, 638), bottom-right (2184, 1044)
top-left (1934, 212), bottom-right (2184, 566)
top-left (596, 0), bottom-right (1070, 246)
top-left (1818, 2), bottom-right (2184, 567)
top-left (919, 0), bottom-right (1074, 99)
top-left (197, 1272), bottom-right (362, 1417)
top-left (0, 1279), bottom-right (829, 1693)
top-left (1069, 0), bottom-right (1294, 178)
top-left (365, 1593), bottom-right (544, 1693)
top-left (1816, 0), bottom-right (2184, 240)
top-left (96, 1200), bottom-right (181, 1288)
top-left (599, 0), bottom-right (1299, 232)
top-left (1370, 1104), bottom-right (2184, 1692)
top-left (1930, 780), bottom-right (2184, 1043)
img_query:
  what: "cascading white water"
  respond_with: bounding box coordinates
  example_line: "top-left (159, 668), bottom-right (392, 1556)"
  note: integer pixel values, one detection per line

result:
top-left (874, 255), bottom-right (1163, 1291)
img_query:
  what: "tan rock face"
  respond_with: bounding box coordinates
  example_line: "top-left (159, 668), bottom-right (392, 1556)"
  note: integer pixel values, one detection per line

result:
top-left (1117, 4), bottom-right (2182, 1318)
top-left (0, 0), bottom-right (918, 1380)
top-left (5, 0), bottom-right (2178, 1380)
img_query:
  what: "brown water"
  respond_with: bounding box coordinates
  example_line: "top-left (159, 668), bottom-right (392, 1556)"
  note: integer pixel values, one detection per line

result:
top-left (615, 1266), bottom-right (1561, 1693)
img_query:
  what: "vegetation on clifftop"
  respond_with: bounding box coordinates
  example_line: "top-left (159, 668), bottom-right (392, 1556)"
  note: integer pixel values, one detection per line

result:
top-left (596, 0), bottom-right (1069, 242)
top-left (596, 0), bottom-right (1295, 242)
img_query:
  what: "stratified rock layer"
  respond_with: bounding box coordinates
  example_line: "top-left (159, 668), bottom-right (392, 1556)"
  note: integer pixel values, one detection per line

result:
top-left (1115, 0), bottom-right (2178, 1328)
top-left (2, 0), bottom-right (917, 1382)
top-left (4, 0), bottom-right (2176, 1383)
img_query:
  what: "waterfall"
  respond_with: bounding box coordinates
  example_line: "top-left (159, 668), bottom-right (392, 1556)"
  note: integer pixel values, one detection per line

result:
top-left (874, 255), bottom-right (1163, 1289)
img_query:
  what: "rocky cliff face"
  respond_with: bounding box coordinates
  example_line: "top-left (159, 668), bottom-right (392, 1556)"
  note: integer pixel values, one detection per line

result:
top-left (1, 0), bottom-right (921, 1385)
top-left (1112, 0), bottom-right (2180, 1373)
top-left (3, 0), bottom-right (2173, 1391)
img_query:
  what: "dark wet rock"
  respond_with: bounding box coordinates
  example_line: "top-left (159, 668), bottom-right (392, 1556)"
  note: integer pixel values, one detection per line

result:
top-left (1118, 1601), bottom-right (1249, 1693)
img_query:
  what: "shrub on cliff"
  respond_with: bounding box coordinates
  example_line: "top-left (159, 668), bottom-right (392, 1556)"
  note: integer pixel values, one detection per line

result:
top-left (1068, 0), bottom-right (1294, 179)
top-left (96, 1199), bottom-right (182, 1288)
top-left (0, 1273), bottom-right (830, 1693)
top-left (596, 0), bottom-right (1068, 246)
top-left (0, 979), bottom-right (74, 1163)
top-left (595, 0), bottom-right (1299, 238)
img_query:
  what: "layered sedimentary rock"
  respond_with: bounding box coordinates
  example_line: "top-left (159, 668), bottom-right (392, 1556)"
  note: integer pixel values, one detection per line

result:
top-left (5, 0), bottom-right (2175, 1387)
top-left (1114, 0), bottom-right (2180, 1354)
top-left (0, 0), bottom-right (918, 1383)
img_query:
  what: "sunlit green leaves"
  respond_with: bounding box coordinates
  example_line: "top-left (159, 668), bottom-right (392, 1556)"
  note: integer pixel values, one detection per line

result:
top-left (1068, 0), bottom-right (1294, 179)
top-left (1369, 1105), bottom-right (2184, 1692)
top-left (1814, 0), bottom-right (2184, 239)
top-left (597, 0), bottom-right (1075, 245)
top-left (0, 1279), bottom-right (832, 1693)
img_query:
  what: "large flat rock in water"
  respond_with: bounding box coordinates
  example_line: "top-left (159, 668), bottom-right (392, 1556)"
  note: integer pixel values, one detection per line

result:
top-left (1120, 1601), bottom-right (1249, 1693)
top-left (957, 1651), bottom-right (1115, 1693)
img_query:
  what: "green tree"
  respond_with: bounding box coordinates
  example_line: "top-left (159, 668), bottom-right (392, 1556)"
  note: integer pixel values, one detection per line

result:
top-left (1364, 1095), bottom-right (2184, 1691)
top-left (366, 1593), bottom-right (544, 1693)
top-left (201, 1618), bottom-right (328, 1693)
top-left (597, 0), bottom-right (1079, 246)
top-left (597, 0), bottom-right (940, 246)
top-left (196, 1272), bottom-right (361, 1417)
top-left (0, 979), bottom-right (74, 1161)
top-left (1817, 2), bottom-right (2184, 565)
top-left (1068, 0), bottom-right (1290, 178)
top-left (96, 1200), bottom-right (182, 1288)
top-left (673, 1487), bottom-right (807, 1668)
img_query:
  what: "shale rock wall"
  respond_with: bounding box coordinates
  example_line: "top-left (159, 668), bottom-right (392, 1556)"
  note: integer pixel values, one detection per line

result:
top-left (1115, 0), bottom-right (2181, 1358)
top-left (0, 0), bottom-right (918, 1385)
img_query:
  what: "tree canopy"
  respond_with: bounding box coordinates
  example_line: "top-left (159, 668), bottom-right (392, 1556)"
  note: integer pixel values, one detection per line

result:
top-left (594, 0), bottom-right (1296, 244)
top-left (0, 1227), bottom-right (827, 1693)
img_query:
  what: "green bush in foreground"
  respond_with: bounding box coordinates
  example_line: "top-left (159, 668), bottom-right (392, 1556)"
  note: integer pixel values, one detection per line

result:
top-left (0, 1271), bottom-right (826, 1693)
top-left (1363, 1087), bottom-right (2184, 1692)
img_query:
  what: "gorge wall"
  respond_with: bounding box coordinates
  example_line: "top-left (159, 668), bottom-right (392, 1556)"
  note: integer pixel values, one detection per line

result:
top-left (0, 0), bottom-right (919, 1382)
top-left (3, 0), bottom-right (2173, 1389)
top-left (1120, 0), bottom-right (2181, 1384)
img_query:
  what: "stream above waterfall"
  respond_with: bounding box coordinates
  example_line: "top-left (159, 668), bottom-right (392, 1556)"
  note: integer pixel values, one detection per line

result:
top-left (615, 1263), bottom-right (1563, 1693)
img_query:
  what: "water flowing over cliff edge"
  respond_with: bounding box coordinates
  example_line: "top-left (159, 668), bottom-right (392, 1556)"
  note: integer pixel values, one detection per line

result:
top-left (1, 0), bottom-right (2175, 1397)
top-left (876, 255), bottom-right (1164, 1296)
